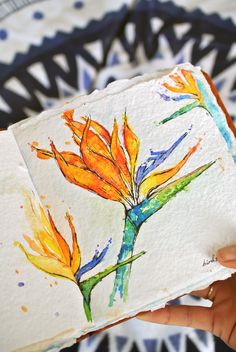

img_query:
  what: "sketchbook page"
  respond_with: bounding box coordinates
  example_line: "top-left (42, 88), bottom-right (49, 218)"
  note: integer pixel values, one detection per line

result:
top-left (10, 63), bottom-right (236, 336)
top-left (0, 131), bottom-right (85, 352)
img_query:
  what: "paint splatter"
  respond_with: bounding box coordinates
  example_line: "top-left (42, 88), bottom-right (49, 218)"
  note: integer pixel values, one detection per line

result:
top-left (45, 204), bottom-right (51, 209)
top-left (65, 141), bottom-right (71, 145)
top-left (20, 205), bottom-right (23, 209)
top-left (55, 312), bottom-right (60, 317)
top-left (21, 305), bottom-right (28, 313)
top-left (15, 269), bottom-right (20, 274)
top-left (18, 282), bottom-right (25, 287)
top-left (32, 141), bottom-right (39, 147)
top-left (54, 281), bottom-right (58, 286)
top-left (40, 195), bottom-right (46, 200)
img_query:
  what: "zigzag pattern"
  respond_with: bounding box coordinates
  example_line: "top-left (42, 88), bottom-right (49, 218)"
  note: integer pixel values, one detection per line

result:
top-left (0, 0), bottom-right (47, 21)
top-left (0, 0), bottom-right (236, 128)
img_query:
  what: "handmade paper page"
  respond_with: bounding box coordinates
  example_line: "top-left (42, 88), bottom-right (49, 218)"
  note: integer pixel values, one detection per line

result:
top-left (0, 131), bottom-right (86, 351)
top-left (10, 63), bottom-right (236, 340)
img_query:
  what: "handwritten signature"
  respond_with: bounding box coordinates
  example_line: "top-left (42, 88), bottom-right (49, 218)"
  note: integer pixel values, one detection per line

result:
top-left (202, 254), bottom-right (217, 267)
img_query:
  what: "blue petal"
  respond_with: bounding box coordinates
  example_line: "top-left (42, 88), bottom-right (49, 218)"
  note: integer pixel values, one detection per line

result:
top-left (75, 238), bottom-right (112, 281)
top-left (172, 94), bottom-right (192, 101)
top-left (135, 128), bottom-right (191, 185)
top-left (159, 92), bottom-right (192, 102)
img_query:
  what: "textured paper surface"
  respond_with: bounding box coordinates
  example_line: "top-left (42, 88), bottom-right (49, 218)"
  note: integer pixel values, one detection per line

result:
top-left (1, 63), bottom-right (236, 351)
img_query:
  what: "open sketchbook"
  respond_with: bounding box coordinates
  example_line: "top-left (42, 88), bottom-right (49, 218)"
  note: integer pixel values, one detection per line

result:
top-left (1, 63), bottom-right (236, 352)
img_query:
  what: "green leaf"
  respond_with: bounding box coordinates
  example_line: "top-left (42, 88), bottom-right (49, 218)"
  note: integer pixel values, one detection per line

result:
top-left (159, 100), bottom-right (200, 125)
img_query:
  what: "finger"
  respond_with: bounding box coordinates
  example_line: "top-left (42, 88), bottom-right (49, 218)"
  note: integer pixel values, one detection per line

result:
top-left (138, 305), bottom-right (213, 332)
top-left (218, 259), bottom-right (236, 269)
top-left (191, 288), bottom-right (211, 300)
top-left (217, 246), bottom-right (236, 269)
top-left (191, 282), bottom-right (219, 302)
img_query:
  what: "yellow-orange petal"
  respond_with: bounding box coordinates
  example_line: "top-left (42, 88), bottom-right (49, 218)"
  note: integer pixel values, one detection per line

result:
top-left (23, 234), bottom-right (44, 256)
top-left (47, 211), bottom-right (71, 266)
top-left (15, 242), bottom-right (76, 282)
top-left (163, 82), bottom-right (184, 94)
top-left (139, 139), bottom-right (201, 198)
top-left (66, 120), bottom-right (111, 159)
top-left (23, 196), bottom-right (61, 259)
top-left (37, 231), bottom-right (63, 260)
top-left (81, 119), bottom-right (129, 197)
top-left (81, 116), bottom-right (111, 144)
top-left (123, 114), bottom-right (140, 177)
top-left (66, 213), bottom-right (81, 274)
top-left (50, 141), bottom-right (123, 202)
top-left (61, 151), bottom-right (85, 168)
top-left (111, 119), bottom-right (131, 186)
top-left (62, 109), bottom-right (75, 123)
top-left (181, 69), bottom-right (202, 101)
top-left (32, 144), bottom-right (86, 169)
top-left (31, 145), bottom-right (54, 160)
top-left (169, 73), bottom-right (184, 86)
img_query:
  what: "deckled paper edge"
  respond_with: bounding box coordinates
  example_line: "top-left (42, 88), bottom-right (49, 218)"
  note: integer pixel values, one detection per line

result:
top-left (9, 66), bottom-right (176, 130)
top-left (15, 267), bottom-right (235, 352)
top-left (13, 329), bottom-right (77, 352)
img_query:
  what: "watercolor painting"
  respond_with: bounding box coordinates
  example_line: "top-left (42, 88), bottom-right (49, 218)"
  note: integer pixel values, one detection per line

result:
top-left (30, 110), bottom-right (215, 305)
top-left (159, 68), bottom-right (236, 162)
top-left (15, 194), bottom-right (144, 322)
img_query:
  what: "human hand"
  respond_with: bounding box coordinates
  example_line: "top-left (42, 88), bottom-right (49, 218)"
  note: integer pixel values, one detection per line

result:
top-left (138, 245), bottom-right (236, 350)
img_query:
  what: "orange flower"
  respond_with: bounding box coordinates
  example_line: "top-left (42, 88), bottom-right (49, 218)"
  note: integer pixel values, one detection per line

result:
top-left (14, 195), bottom-right (80, 282)
top-left (31, 110), bottom-right (202, 208)
top-left (31, 111), bottom-right (140, 208)
top-left (163, 69), bottom-right (203, 104)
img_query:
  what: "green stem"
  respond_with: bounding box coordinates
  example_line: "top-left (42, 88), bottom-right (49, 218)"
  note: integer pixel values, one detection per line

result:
top-left (78, 251), bottom-right (145, 321)
top-left (83, 297), bottom-right (93, 322)
top-left (159, 100), bottom-right (200, 125)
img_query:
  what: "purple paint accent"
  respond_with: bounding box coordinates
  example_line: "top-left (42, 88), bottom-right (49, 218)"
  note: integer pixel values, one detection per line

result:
top-left (75, 238), bottom-right (112, 281)
top-left (159, 93), bottom-right (171, 101)
top-left (18, 282), bottom-right (25, 287)
top-left (158, 92), bottom-right (192, 102)
top-left (136, 129), bottom-right (190, 185)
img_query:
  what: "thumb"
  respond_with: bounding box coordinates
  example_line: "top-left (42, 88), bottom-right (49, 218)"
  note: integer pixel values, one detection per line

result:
top-left (217, 245), bottom-right (236, 269)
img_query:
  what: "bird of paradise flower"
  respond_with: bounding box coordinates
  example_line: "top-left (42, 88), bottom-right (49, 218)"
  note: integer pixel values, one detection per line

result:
top-left (14, 194), bottom-right (144, 321)
top-left (159, 68), bottom-right (236, 162)
top-left (31, 110), bottom-right (215, 305)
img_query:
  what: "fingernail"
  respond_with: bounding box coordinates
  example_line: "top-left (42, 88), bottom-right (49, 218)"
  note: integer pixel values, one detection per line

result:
top-left (217, 245), bottom-right (236, 261)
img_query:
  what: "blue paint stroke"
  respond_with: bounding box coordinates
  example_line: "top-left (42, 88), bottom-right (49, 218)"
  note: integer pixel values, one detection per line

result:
top-left (159, 92), bottom-right (192, 102)
top-left (136, 129), bottom-right (191, 185)
top-left (75, 238), bottom-right (112, 281)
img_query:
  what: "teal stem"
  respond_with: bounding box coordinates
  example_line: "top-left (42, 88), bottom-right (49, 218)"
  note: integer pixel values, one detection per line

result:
top-left (109, 160), bottom-right (215, 305)
top-left (160, 78), bottom-right (236, 163)
top-left (109, 214), bottom-right (140, 305)
top-left (78, 251), bottom-right (145, 322)
top-left (196, 79), bottom-right (236, 163)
